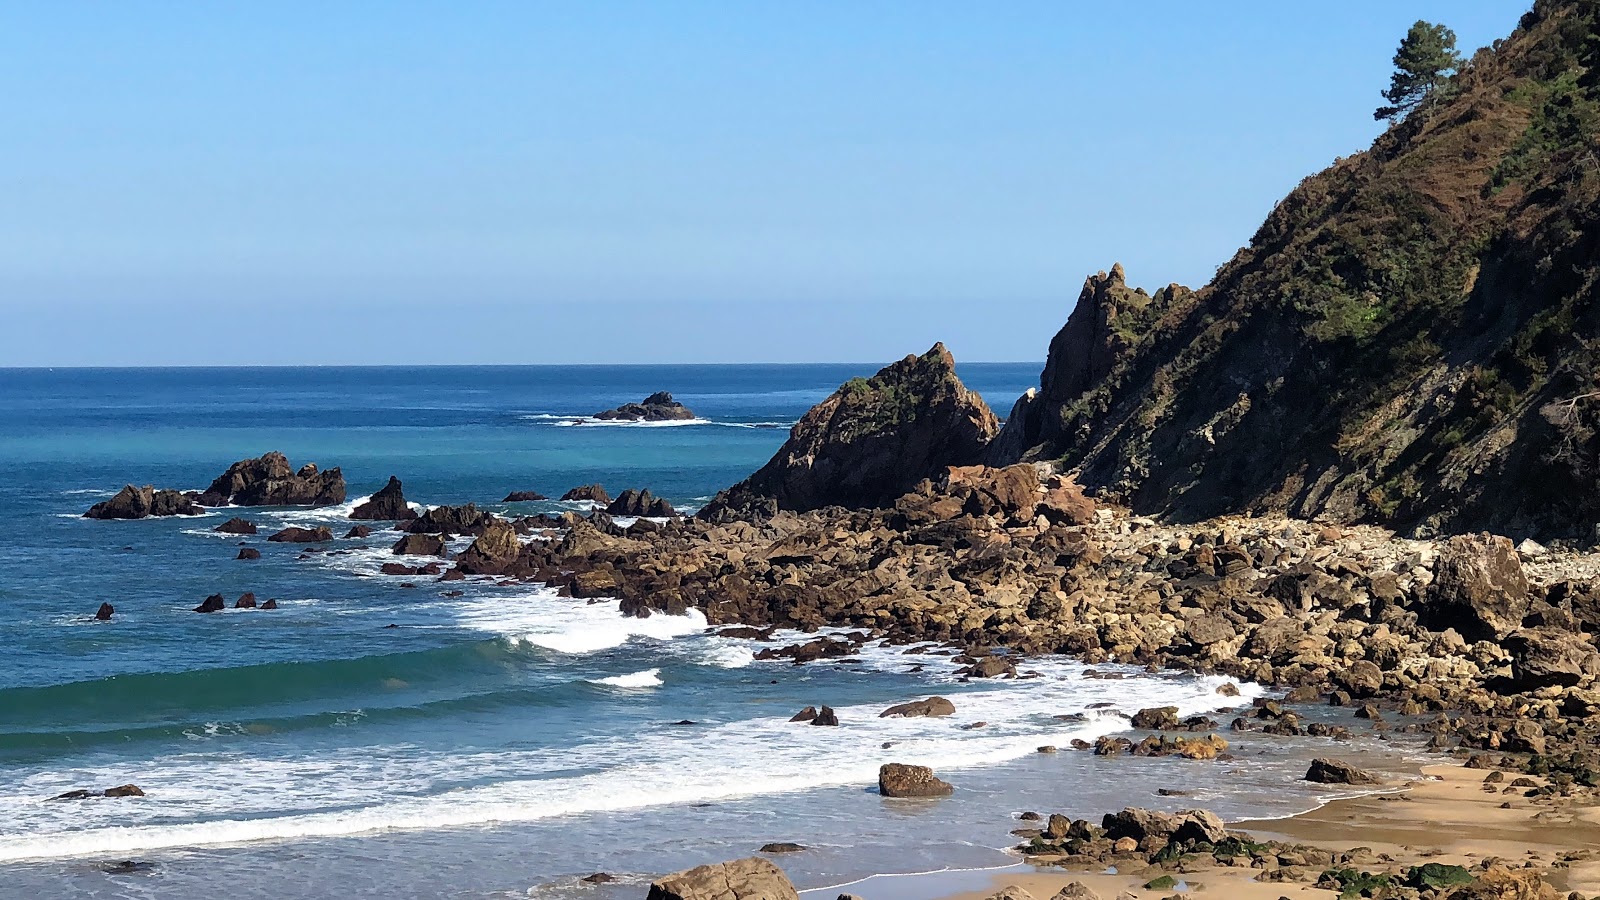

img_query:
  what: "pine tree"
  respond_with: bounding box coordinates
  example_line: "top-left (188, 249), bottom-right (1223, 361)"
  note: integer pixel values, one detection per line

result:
top-left (1374, 21), bottom-right (1464, 123)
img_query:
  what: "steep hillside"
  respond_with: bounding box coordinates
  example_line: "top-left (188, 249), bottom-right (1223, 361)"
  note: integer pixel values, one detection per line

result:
top-left (995, 0), bottom-right (1600, 541)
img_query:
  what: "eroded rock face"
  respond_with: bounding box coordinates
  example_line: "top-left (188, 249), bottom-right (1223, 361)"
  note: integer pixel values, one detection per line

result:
top-left (1424, 533), bottom-right (1531, 640)
top-left (84, 486), bottom-right (204, 519)
top-left (195, 452), bottom-right (345, 507)
top-left (701, 344), bottom-right (998, 517)
top-left (454, 519), bottom-right (521, 575)
top-left (645, 857), bottom-right (800, 900)
top-left (594, 392), bottom-right (697, 422)
top-left (878, 763), bottom-right (953, 798)
top-left (351, 476), bottom-right (416, 521)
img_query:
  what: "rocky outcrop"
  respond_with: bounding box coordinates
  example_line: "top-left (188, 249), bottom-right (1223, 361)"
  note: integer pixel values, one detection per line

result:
top-left (606, 489), bottom-right (679, 518)
top-left (879, 697), bottom-right (955, 718)
top-left (236, 547), bottom-right (260, 560)
top-left (267, 526), bottom-right (333, 543)
top-left (392, 534), bottom-right (447, 557)
top-left (502, 490), bottom-right (548, 502)
top-left (94, 603), bottom-right (114, 621)
top-left (84, 486), bottom-right (204, 519)
top-left (645, 857), bottom-right (799, 900)
top-left (1504, 627), bottom-right (1600, 690)
top-left (351, 477), bottom-right (416, 521)
top-left (594, 391), bottom-right (697, 422)
top-left (214, 517), bottom-right (257, 534)
top-left (561, 484), bottom-right (611, 504)
top-left (404, 504), bottom-right (494, 535)
top-left (194, 594), bottom-right (226, 613)
top-left (878, 763), bottom-right (953, 798)
top-left (453, 519), bottom-right (522, 575)
top-left (195, 452), bottom-right (345, 507)
top-left (700, 344), bottom-right (998, 517)
top-left (344, 525), bottom-right (373, 539)
top-left (1423, 534), bottom-right (1531, 641)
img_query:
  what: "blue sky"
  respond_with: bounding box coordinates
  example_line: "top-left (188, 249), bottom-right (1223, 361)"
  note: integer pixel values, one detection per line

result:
top-left (0, 1), bottom-right (1528, 366)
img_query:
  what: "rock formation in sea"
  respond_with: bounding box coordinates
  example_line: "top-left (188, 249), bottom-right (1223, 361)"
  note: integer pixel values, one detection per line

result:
top-left (214, 517), bottom-right (258, 534)
top-left (195, 451), bottom-right (346, 507)
top-left (605, 488), bottom-right (679, 518)
top-left (83, 485), bottom-right (204, 519)
top-left (593, 391), bottom-right (696, 422)
top-left (699, 343), bottom-right (998, 519)
top-left (560, 484), bottom-right (611, 504)
top-left (350, 476), bottom-right (417, 520)
top-left (403, 504), bottom-right (494, 535)
top-left (502, 490), bottom-right (548, 502)
top-left (266, 526), bottom-right (333, 543)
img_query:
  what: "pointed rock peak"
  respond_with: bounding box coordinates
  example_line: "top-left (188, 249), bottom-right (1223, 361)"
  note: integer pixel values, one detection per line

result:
top-left (922, 342), bottom-right (955, 368)
top-left (1109, 262), bottom-right (1127, 283)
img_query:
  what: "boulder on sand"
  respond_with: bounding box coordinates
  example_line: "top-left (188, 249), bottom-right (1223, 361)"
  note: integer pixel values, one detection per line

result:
top-left (195, 451), bottom-right (346, 507)
top-left (350, 476), bottom-right (417, 521)
top-left (878, 763), bottom-right (953, 798)
top-left (594, 392), bottom-right (697, 423)
top-left (268, 526), bottom-right (333, 543)
top-left (645, 857), bottom-right (799, 900)
top-left (84, 485), bottom-right (204, 520)
top-left (1304, 758), bottom-right (1381, 785)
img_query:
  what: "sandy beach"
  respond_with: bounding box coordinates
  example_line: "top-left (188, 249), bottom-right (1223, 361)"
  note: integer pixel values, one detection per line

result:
top-left (935, 762), bottom-right (1600, 900)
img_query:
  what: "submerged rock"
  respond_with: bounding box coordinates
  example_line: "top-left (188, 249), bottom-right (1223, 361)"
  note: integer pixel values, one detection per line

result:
top-left (350, 476), bottom-right (417, 521)
top-left (195, 451), bottom-right (346, 507)
top-left (84, 485), bottom-right (204, 520)
top-left (594, 392), bottom-right (697, 422)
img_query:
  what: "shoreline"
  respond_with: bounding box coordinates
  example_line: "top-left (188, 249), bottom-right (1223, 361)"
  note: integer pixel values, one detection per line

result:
top-left (909, 761), bottom-right (1600, 900)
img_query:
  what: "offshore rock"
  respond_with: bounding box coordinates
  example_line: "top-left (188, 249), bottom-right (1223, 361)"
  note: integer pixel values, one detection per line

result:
top-left (561, 484), bottom-right (612, 504)
top-left (700, 344), bottom-right (998, 517)
top-left (594, 391), bottom-right (697, 422)
top-left (606, 489), bottom-right (680, 518)
top-left (351, 476), bottom-right (417, 521)
top-left (267, 526), bottom-right (333, 543)
top-left (454, 519), bottom-right (523, 575)
top-left (214, 517), bottom-right (258, 534)
top-left (195, 452), bottom-right (345, 507)
top-left (404, 504), bottom-right (494, 535)
top-left (84, 485), bottom-right (204, 519)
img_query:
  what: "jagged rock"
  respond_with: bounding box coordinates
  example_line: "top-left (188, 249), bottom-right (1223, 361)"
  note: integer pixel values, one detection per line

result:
top-left (700, 343), bottom-right (998, 517)
top-left (84, 485), bottom-right (204, 519)
top-left (1048, 884), bottom-right (1100, 900)
top-left (94, 602), bottom-right (114, 621)
top-left (214, 517), bottom-right (258, 534)
top-left (351, 476), bottom-right (416, 521)
top-left (195, 452), bottom-right (345, 507)
top-left (645, 857), bottom-right (799, 900)
top-left (392, 533), bottom-right (447, 557)
top-left (561, 484), bottom-right (611, 504)
top-left (1304, 758), bottom-right (1381, 785)
top-left (233, 593), bottom-right (257, 609)
top-left (594, 391), bottom-right (697, 422)
top-left (1101, 808), bottom-right (1178, 842)
top-left (267, 526), bottom-right (333, 543)
top-left (788, 707), bottom-right (818, 723)
top-left (1504, 627), bottom-right (1600, 690)
top-left (454, 519), bottom-right (522, 575)
top-left (345, 525), bottom-right (373, 539)
top-left (810, 706), bottom-right (839, 726)
top-left (404, 504), bottom-right (494, 535)
top-left (878, 763), bottom-right (953, 798)
top-left (1424, 533), bottom-right (1531, 640)
top-left (236, 547), bottom-right (260, 560)
top-left (193, 594), bottom-right (226, 613)
top-left (606, 489), bottom-right (679, 518)
top-left (261, 599), bottom-right (278, 610)
top-left (879, 697), bottom-right (956, 718)
top-left (502, 490), bottom-right (548, 502)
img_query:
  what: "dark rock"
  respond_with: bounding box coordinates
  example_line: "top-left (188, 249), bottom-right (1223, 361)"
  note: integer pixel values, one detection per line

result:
top-left (233, 593), bottom-right (257, 609)
top-left (605, 488), bottom-right (680, 518)
top-left (405, 504), bottom-right (494, 535)
top-left (1504, 627), bottom-right (1600, 690)
top-left (102, 860), bottom-right (156, 875)
top-left (758, 842), bottom-right (806, 854)
top-left (560, 484), bottom-right (611, 504)
top-left (1101, 807), bottom-right (1178, 842)
top-left (392, 533), bottom-right (447, 557)
top-left (236, 547), bottom-right (261, 560)
top-left (878, 763), bottom-right (953, 798)
top-left (788, 707), bottom-right (818, 723)
top-left (261, 599), bottom-right (278, 610)
top-left (1130, 706), bottom-right (1180, 730)
top-left (810, 706), bottom-right (839, 726)
top-left (1305, 758), bottom-right (1382, 785)
top-left (94, 602), bottom-right (114, 621)
top-left (351, 476), bottom-right (417, 521)
top-left (103, 784), bottom-right (145, 798)
top-left (454, 519), bottom-right (522, 575)
top-left (85, 485), bottom-right (204, 519)
top-left (214, 517), bottom-right (258, 535)
top-left (268, 526), bottom-right (333, 543)
top-left (645, 857), bottom-right (800, 900)
top-left (699, 343), bottom-right (999, 517)
top-left (963, 656), bottom-right (1017, 678)
top-left (195, 452), bottom-right (346, 507)
top-left (879, 697), bottom-right (956, 718)
top-left (194, 594), bottom-right (226, 613)
top-left (580, 873), bottom-right (614, 884)
top-left (1422, 533), bottom-right (1531, 641)
top-left (503, 490), bottom-right (548, 502)
top-left (345, 525), bottom-right (374, 539)
top-left (594, 391), bottom-right (697, 422)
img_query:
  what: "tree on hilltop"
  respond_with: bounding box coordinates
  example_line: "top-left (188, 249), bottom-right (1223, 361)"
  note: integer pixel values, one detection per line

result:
top-left (1375, 20), bottom-right (1464, 122)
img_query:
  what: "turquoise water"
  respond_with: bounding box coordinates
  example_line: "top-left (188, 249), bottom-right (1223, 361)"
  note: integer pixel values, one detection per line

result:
top-left (0, 365), bottom-right (1424, 899)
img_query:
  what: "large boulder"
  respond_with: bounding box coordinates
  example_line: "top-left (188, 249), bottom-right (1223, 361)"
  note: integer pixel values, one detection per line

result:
top-left (1504, 627), bottom-right (1600, 690)
top-left (84, 485), bottom-right (204, 519)
top-left (1304, 758), bottom-right (1381, 785)
top-left (699, 343), bottom-right (999, 518)
top-left (214, 517), bottom-right (258, 534)
top-left (1422, 533), bottom-right (1530, 641)
top-left (594, 392), bottom-right (698, 422)
top-left (645, 857), bottom-right (799, 900)
top-left (1101, 808), bottom-right (1178, 842)
top-left (606, 489), bottom-right (679, 518)
top-left (351, 476), bottom-right (416, 521)
top-left (879, 697), bottom-right (956, 718)
top-left (454, 519), bottom-right (522, 575)
top-left (561, 484), bottom-right (611, 504)
top-left (195, 452), bottom-right (346, 507)
top-left (392, 533), bottom-right (447, 557)
top-left (267, 526), bottom-right (333, 543)
top-left (877, 763), bottom-right (954, 798)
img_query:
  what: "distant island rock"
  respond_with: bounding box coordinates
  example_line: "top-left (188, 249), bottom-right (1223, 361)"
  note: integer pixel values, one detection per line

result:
top-left (592, 392), bottom-right (697, 422)
top-left (84, 485), bottom-right (204, 520)
top-left (502, 490), bottom-right (548, 502)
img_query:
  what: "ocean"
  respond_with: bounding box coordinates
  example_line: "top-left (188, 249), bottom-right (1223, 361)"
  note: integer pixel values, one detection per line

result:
top-left (0, 364), bottom-right (1425, 899)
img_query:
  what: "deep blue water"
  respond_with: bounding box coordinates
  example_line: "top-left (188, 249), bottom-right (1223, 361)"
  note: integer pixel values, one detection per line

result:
top-left (0, 364), bottom-right (1425, 900)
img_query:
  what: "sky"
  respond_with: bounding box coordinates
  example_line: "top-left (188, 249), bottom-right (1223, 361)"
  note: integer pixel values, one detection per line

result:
top-left (0, 1), bottom-right (1530, 366)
